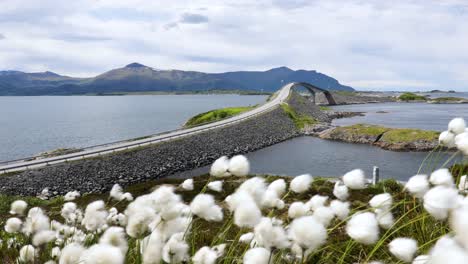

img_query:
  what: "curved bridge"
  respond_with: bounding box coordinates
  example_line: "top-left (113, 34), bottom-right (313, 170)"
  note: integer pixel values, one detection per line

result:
top-left (0, 82), bottom-right (335, 174)
top-left (291, 82), bottom-right (337, 105)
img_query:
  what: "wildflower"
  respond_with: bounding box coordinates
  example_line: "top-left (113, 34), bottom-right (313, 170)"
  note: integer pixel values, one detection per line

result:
top-left (38, 187), bottom-right (50, 200)
top-left (82, 200), bottom-right (108, 232)
top-left (450, 204), bottom-right (468, 249)
top-left (122, 192), bottom-right (133, 201)
top-left (454, 132), bottom-right (468, 155)
top-left (79, 244), bottom-right (124, 264)
top-left (239, 232), bottom-right (254, 244)
top-left (290, 174), bottom-right (313, 193)
top-left (228, 155), bottom-right (250, 176)
top-left (346, 212), bottom-right (379, 245)
top-left (330, 200), bottom-right (350, 220)
top-left (192, 244), bottom-right (225, 264)
top-left (412, 255), bottom-right (429, 264)
top-left (375, 209), bottom-right (395, 229)
top-left (33, 230), bottom-right (56, 246)
top-left (181, 179), bottom-right (194, 191)
top-left (100, 227), bottom-right (128, 256)
top-left (428, 236), bottom-right (468, 264)
top-left (207, 181), bottom-right (223, 192)
top-left (429, 168), bottom-right (454, 187)
top-left (313, 206), bottom-right (335, 227)
top-left (458, 175), bottom-right (467, 191)
top-left (44, 261), bottom-right (56, 264)
top-left (237, 177), bottom-right (267, 206)
top-left (307, 194), bottom-right (329, 211)
top-left (234, 200), bottom-right (262, 228)
top-left (162, 232), bottom-right (189, 263)
top-left (5, 217), bottom-right (22, 233)
top-left (64, 191), bottom-right (80, 201)
top-left (141, 230), bottom-right (163, 264)
top-left (51, 247), bottom-right (61, 259)
top-left (190, 194), bottom-right (223, 222)
top-left (61, 202), bottom-right (79, 224)
top-left (59, 243), bottom-right (85, 264)
top-left (267, 179), bottom-right (287, 197)
top-left (388, 237), bottom-right (418, 263)
top-left (254, 217), bottom-right (290, 249)
top-left (19, 245), bottom-right (36, 263)
top-left (110, 184), bottom-right (124, 201)
top-left (369, 193), bottom-right (393, 209)
top-left (405, 175), bottom-right (430, 198)
top-left (288, 202), bottom-right (311, 219)
top-left (448, 117), bottom-right (466, 135)
top-left (423, 186), bottom-right (459, 220)
top-left (243, 247), bottom-right (272, 264)
top-left (288, 216), bottom-right (327, 257)
top-left (333, 181), bottom-right (349, 200)
top-left (23, 208), bottom-right (50, 236)
top-left (439, 131), bottom-right (456, 147)
top-left (210, 156), bottom-right (230, 177)
top-left (261, 189), bottom-right (283, 209)
top-left (10, 200), bottom-right (27, 215)
top-left (342, 169), bottom-right (366, 189)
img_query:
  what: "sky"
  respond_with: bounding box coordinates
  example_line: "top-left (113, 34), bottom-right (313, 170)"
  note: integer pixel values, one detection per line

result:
top-left (0, 0), bottom-right (468, 91)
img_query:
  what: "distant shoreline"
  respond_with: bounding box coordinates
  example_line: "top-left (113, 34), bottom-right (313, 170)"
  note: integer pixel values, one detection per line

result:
top-left (0, 90), bottom-right (273, 96)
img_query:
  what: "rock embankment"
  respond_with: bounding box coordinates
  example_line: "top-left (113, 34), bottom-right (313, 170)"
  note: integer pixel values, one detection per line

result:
top-left (316, 92), bottom-right (395, 105)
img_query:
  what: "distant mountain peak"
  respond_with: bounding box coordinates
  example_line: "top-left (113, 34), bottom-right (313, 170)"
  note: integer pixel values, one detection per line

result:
top-left (267, 66), bottom-right (293, 72)
top-left (125, 62), bottom-right (147, 68)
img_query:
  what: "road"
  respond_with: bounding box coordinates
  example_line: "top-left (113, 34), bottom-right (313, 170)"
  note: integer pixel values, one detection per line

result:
top-left (0, 83), bottom-right (295, 174)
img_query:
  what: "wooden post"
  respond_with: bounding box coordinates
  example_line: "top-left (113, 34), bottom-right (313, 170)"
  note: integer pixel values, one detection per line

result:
top-left (373, 166), bottom-right (380, 185)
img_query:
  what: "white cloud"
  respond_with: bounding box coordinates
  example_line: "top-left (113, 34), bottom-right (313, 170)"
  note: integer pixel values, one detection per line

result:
top-left (0, 0), bottom-right (467, 91)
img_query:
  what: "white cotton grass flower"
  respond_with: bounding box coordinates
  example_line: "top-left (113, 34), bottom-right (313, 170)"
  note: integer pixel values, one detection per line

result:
top-left (122, 192), bottom-right (133, 201)
top-left (369, 193), bottom-right (393, 209)
top-left (162, 232), bottom-right (189, 263)
top-left (32, 230), bottom-right (56, 246)
top-left (448, 117), bottom-right (466, 135)
top-left (253, 217), bottom-right (290, 250)
top-left (342, 169), bottom-right (366, 190)
top-left (10, 200), bottom-right (27, 215)
top-left (267, 179), bottom-right (287, 197)
top-left (64, 190), bottom-right (80, 201)
top-left (79, 244), bottom-right (124, 264)
top-left (439, 131), bottom-right (456, 148)
top-left (288, 216), bottom-right (327, 257)
top-left (290, 174), bottom-right (313, 193)
top-left (22, 207), bottom-right (50, 236)
top-left (428, 235), bottom-right (468, 264)
top-left (346, 212), bottom-right (379, 245)
top-left (181, 179), bottom-right (194, 191)
top-left (405, 174), bottom-right (430, 198)
top-left (312, 206), bottom-right (335, 227)
top-left (412, 255), bottom-right (429, 264)
top-left (375, 209), bottom-right (395, 229)
top-left (429, 168), bottom-right (454, 187)
top-left (330, 200), bottom-right (350, 221)
top-left (388, 237), bottom-right (418, 263)
top-left (59, 243), bottom-right (85, 264)
top-left (455, 132), bottom-right (468, 155)
top-left (307, 194), bottom-right (329, 211)
top-left (207, 181), bottom-right (223, 192)
top-left (141, 230), bottom-right (164, 264)
top-left (228, 155), bottom-right (250, 176)
top-left (243, 247), bottom-right (272, 264)
top-left (458, 175), bottom-right (467, 191)
top-left (261, 189), bottom-right (283, 209)
top-left (288, 202), bottom-right (311, 219)
top-left (100, 227), bottom-right (128, 256)
top-left (239, 232), bottom-right (254, 244)
top-left (5, 217), bottom-right (22, 233)
top-left (450, 204), bottom-right (468, 249)
top-left (192, 244), bottom-right (225, 264)
top-left (333, 181), bottom-right (349, 200)
top-left (51, 247), bottom-right (61, 259)
top-left (234, 199), bottom-right (262, 228)
top-left (210, 156), bottom-right (230, 177)
top-left (19, 245), bottom-right (36, 263)
top-left (190, 194), bottom-right (223, 222)
top-left (423, 186), bottom-right (459, 220)
top-left (82, 200), bottom-right (108, 232)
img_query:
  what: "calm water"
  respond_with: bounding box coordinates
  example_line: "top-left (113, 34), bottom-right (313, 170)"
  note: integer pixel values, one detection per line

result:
top-left (332, 102), bottom-right (468, 130)
top-left (0, 95), bottom-right (266, 161)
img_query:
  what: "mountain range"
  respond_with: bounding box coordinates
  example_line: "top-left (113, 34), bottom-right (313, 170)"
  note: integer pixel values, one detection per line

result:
top-left (0, 63), bottom-right (354, 95)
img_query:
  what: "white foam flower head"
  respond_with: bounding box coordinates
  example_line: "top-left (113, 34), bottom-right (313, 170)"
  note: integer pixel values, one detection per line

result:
top-left (261, 189), bottom-right (282, 209)
top-left (450, 204), bottom-right (468, 249)
top-left (122, 192), bottom-right (133, 201)
top-left (439, 131), bottom-right (456, 147)
top-left (307, 194), bottom-right (329, 211)
top-left (82, 200), bottom-right (108, 232)
top-left (448, 117), bottom-right (466, 135)
top-left (19, 245), bottom-right (36, 263)
top-left (190, 194), bottom-right (223, 222)
top-left (141, 230), bottom-right (163, 264)
top-left (268, 179), bottom-right (287, 197)
top-left (51, 247), bottom-right (61, 259)
top-left (79, 244), bottom-right (124, 264)
top-left (162, 232), bottom-right (189, 263)
top-left (288, 202), bottom-right (310, 219)
top-left (239, 232), bottom-right (254, 244)
top-left (290, 174), bottom-right (313, 193)
top-left (10, 200), bottom-right (27, 215)
top-left (228, 155), bottom-right (250, 176)
top-left (64, 191), bottom-right (80, 201)
top-left (333, 181), bottom-right (349, 200)
top-left (330, 200), bottom-right (350, 221)
top-left (388, 237), bottom-right (418, 263)
top-left (423, 186), bottom-right (459, 220)
top-left (192, 244), bottom-right (225, 264)
top-left (412, 255), bottom-right (429, 264)
top-left (455, 132), bottom-right (468, 155)
top-left (342, 169), bottom-right (366, 190)
top-left (181, 179), bottom-right (194, 191)
top-left (429, 168), bottom-right (454, 187)
top-left (110, 184), bottom-right (124, 201)
top-left (428, 235), bottom-right (468, 264)
top-left (210, 156), bottom-right (230, 177)
top-left (375, 208), bottom-right (395, 229)
top-left (288, 216), bottom-right (327, 254)
top-left (243, 247), bottom-right (272, 264)
top-left (313, 206), bottom-right (335, 227)
top-left (207, 181), bottom-right (223, 192)
top-left (59, 243), bottom-right (85, 264)
top-left (100, 227), bottom-right (128, 256)
top-left (5, 217), bottom-right (22, 233)
top-left (236, 177), bottom-right (267, 206)
top-left (346, 212), bottom-right (379, 245)
top-left (254, 217), bottom-right (290, 250)
top-left (234, 197), bottom-right (262, 228)
top-left (32, 230), bottom-right (56, 246)
top-left (458, 175), bottom-right (467, 191)
top-left (22, 207), bottom-right (50, 236)
top-left (405, 174), bottom-right (430, 198)
top-left (369, 193), bottom-right (393, 209)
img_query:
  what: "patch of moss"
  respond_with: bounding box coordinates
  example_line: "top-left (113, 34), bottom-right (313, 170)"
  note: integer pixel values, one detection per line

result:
top-left (398, 92), bottom-right (427, 101)
top-left (380, 128), bottom-right (439, 143)
top-left (280, 103), bottom-right (317, 129)
top-left (184, 106), bottom-right (255, 127)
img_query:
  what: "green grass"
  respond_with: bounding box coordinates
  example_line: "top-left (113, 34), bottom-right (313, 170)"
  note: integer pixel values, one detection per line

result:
top-left (319, 106), bottom-right (332, 111)
top-left (184, 106), bottom-right (255, 127)
top-left (334, 124), bottom-right (390, 137)
top-left (281, 103), bottom-right (317, 129)
top-left (381, 128), bottom-right (439, 143)
top-left (429, 97), bottom-right (467, 102)
top-left (398, 92), bottom-right (427, 101)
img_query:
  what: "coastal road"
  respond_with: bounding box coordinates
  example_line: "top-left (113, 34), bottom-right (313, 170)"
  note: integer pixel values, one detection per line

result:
top-left (0, 83), bottom-right (295, 174)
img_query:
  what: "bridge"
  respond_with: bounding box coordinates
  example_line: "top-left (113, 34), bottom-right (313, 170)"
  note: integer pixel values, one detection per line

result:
top-left (0, 82), bottom-right (336, 174)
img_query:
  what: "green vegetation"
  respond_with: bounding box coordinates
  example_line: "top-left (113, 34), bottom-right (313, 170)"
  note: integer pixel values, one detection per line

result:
top-left (398, 92), bottom-right (427, 101)
top-left (281, 103), bottom-right (317, 129)
top-left (319, 106), bottom-right (331, 111)
top-left (38, 148), bottom-right (82, 158)
top-left (381, 128), bottom-right (439, 143)
top-left (184, 106), bottom-right (255, 127)
top-left (428, 97), bottom-right (467, 103)
top-left (335, 91), bottom-right (357, 96)
top-left (334, 124), bottom-right (390, 137)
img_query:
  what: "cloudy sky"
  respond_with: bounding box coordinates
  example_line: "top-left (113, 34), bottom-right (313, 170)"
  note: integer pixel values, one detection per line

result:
top-left (1, 0), bottom-right (467, 91)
